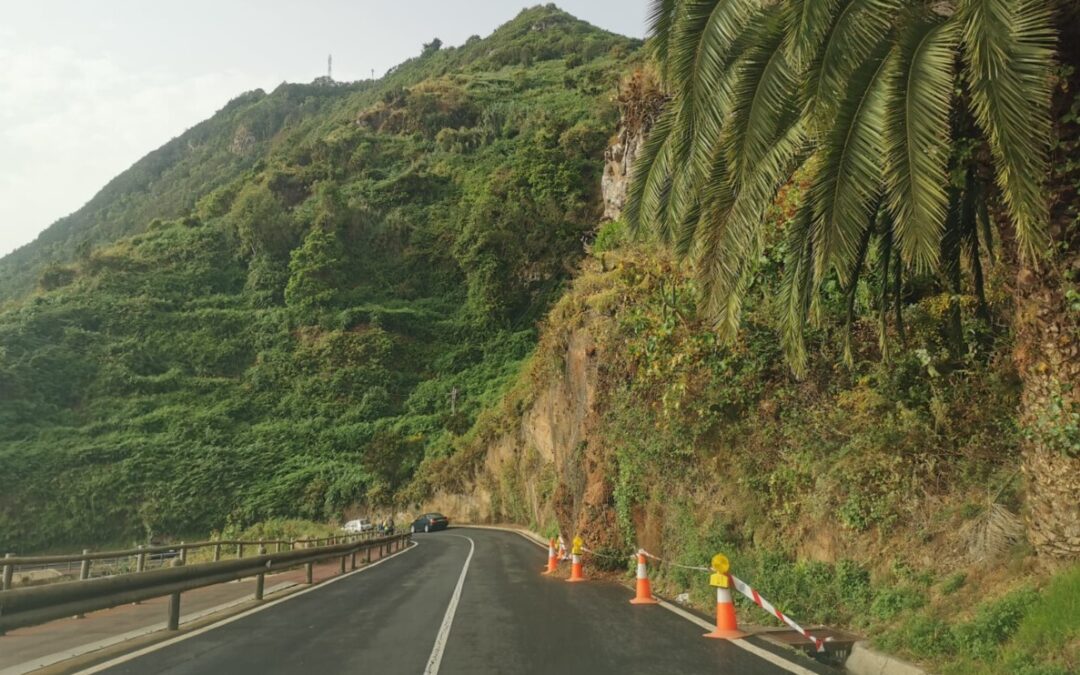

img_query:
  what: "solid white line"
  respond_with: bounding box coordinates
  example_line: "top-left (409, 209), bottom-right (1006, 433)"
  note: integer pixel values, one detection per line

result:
top-left (76, 541), bottom-right (418, 674)
top-left (422, 535), bottom-right (475, 675)
top-left (653, 597), bottom-right (820, 675)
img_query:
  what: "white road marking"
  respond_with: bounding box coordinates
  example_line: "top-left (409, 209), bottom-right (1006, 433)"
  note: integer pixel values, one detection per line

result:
top-left (469, 526), bottom-right (822, 675)
top-left (76, 541), bottom-right (418, 674)
top-left (423, 535), bottom-right (475, 675)
top-left (653, 598), bottom-right (822, 675)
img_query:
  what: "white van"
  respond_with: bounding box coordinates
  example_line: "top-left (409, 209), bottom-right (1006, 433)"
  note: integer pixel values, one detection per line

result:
top-left (342, 518), bottom-right (373, 533)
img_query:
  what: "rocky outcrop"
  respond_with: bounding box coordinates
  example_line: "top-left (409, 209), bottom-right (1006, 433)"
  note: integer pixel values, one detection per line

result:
top-left (422, 325), bottom-right (613, 543)
top-left (230, 125), bottom-right (257, 156)
top-left (601, 70), bottom-right (668, 222)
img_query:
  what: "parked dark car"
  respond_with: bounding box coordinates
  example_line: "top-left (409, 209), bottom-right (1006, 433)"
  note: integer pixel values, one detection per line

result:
top-left (410, 513), bottom-right (449, 533)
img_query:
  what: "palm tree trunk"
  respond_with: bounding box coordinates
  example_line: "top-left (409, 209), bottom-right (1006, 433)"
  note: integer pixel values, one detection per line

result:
top-left (1014, 263), bottom-right (1080, 558)
top-left (1016, 3), bottom-right (1080, 559)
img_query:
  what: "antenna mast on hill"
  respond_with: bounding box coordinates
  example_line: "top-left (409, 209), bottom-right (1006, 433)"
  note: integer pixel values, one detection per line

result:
top-left (327, 54), bottom-right (333, 80)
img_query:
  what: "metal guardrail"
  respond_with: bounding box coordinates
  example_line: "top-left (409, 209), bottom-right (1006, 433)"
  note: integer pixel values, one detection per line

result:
top-left (1, 532), bottom-right (384, 590)
top-left (0, 532), bottom-right (411, 634)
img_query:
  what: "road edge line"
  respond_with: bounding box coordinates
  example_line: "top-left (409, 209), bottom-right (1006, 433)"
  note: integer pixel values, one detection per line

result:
top-left (74, 541), bottom-right (418, 674)
top-left (0, 582), bottom-right (298, 675)
top-left (422, 535), bottom-right (475, 675)
top-left (653, 598), bottom-right (821, 675)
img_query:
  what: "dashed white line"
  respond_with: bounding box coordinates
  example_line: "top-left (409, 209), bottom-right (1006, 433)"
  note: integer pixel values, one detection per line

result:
top-left (422, 535), bottom-right (475, 675)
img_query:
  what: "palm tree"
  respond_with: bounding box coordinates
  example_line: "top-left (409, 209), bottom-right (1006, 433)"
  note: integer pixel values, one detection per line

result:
top-left (628, 0), bottom-right (1077, 558)
top-left (629, 0), bottom-right (1053, 366)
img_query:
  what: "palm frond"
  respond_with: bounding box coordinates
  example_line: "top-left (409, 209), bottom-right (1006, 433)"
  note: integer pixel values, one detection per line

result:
top-left (778, 200), bottom-right (816, 376)
top-left (724, 11), bottom-right (803, 185)
top-left (646, 0), bottom-right (679, 82)
top-left (698, 117), bottom-right (809, 338)
top-left (667, 0), bottom-right (758, 97)
top-left (625, 103), bottom-right (677, 234)
top-left (673, 0), bottom-right (763, 216)
top-left (959, 0), bottom-right (1055, 259)
top-left (809, 47), bottom-right (891, 284)
top-left (805, 0), bottom-right (901, 131)
top-left (883, 15), bottom-right (958, 271)
top-left (783, 0), bottom-right (842, 69)
top-left (842, 217), bottom-right (875, 367)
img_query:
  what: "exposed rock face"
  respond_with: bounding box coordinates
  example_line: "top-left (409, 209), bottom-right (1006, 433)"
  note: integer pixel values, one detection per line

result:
top-left (422, 326), bottom-right (612, 543)
top-left (601, 127), bottom-right (646, 222)
top-left (230, 125), bottom-right (257, 156)
top-left (601, 70), bottom-right (668, 222)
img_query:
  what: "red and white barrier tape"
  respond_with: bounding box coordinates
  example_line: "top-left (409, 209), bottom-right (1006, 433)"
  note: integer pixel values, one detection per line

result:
top-left (640, 549), bottom-right (711, 572)
top-left (569, 542), bottom-right (827, 651)
top-left (730, 575), bottom-right (829, 652)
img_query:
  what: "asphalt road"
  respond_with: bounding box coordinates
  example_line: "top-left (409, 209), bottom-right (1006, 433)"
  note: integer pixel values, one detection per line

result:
top-left (89, 528), bottom-right (831, 675)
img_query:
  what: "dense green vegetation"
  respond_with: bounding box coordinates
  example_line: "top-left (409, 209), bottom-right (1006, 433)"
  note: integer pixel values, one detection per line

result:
top-left (1, 4), bottom-right (1075, 671)
top-left (454, 231), bottom-right (1075, 673)
top-left (0, 5), bottom-right (640, 551)
top-left (630, 0), bottom-right (1057, 370)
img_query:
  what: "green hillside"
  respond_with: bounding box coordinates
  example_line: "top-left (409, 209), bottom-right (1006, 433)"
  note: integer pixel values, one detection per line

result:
top-left (0, 5), bottom-right (641, 550)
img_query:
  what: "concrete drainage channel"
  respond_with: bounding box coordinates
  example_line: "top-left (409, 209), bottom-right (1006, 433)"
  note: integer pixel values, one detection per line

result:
top-left (465, 523), bottom-right (928, 675)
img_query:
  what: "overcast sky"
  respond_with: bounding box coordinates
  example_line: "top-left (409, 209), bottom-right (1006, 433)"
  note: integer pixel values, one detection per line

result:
top-left (0, 1), bottom-right (649, 257)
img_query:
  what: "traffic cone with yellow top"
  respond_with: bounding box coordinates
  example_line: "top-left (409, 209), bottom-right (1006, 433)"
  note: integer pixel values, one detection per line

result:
top-left (703, 553), bottom-right (747, 639)
top-left (542, 537), bottom-right (559, 574)
top-left (566, 536), bottom-right (586, 582)
top-left (629, 549), bottom-right (659, 604)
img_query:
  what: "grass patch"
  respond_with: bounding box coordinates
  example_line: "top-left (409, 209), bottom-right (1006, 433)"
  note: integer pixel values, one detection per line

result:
top-left (880, 564), bottom-right (1080, 675)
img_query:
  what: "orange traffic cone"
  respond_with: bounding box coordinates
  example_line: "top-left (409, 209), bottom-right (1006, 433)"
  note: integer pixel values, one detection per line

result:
top-left (629, 550), bottom-right (658, 604)
top-left (567, 553), bottom-right (586, 582)
top-left (704, 584), bottom-right (747, 639)
top-left (543, 538), bottom-right (558, 574)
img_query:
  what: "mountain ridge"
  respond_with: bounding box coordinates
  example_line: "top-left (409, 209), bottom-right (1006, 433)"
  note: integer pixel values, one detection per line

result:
top-left (0, 4), bottom-right (639, 306)
top-left (0, 3), bottom-right (641, 550)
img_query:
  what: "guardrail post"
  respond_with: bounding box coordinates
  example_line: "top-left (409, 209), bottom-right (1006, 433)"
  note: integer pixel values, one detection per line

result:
top-left (305, 561), bottom-right (313, 584)
top-left (290, 539), bottom-right (296, 552)
top-left (351, 549), bottom-right (357, 570)
top-left (237, 543), bottom-right (244, 560)
top-left (131, 545), bottom-right (147, 606)
top-left (339, 554), bottom-right (346, 575)
top-left (2, 552), bottom-right (13, 591)
top-left (366, 545), bottom-right (372, 564)
top-left (166, 556), bottom-right (185, 629)
top-left (255, 545), bottom-right (266, 601)
top-left (75, 549), bottom-right (91, 618)
top-left (179, 542), bottom-right (187, 565)
top-left (167, 592), bottom-right (181, 630)
top-left (213, 542), bottom-right (221, 562)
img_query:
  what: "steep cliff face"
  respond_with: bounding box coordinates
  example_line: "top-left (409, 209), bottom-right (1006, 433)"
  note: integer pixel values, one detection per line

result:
top-left (600, 70), bottom-right (666, 222)
top-left (423, 319), bottom-right (616, 544)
